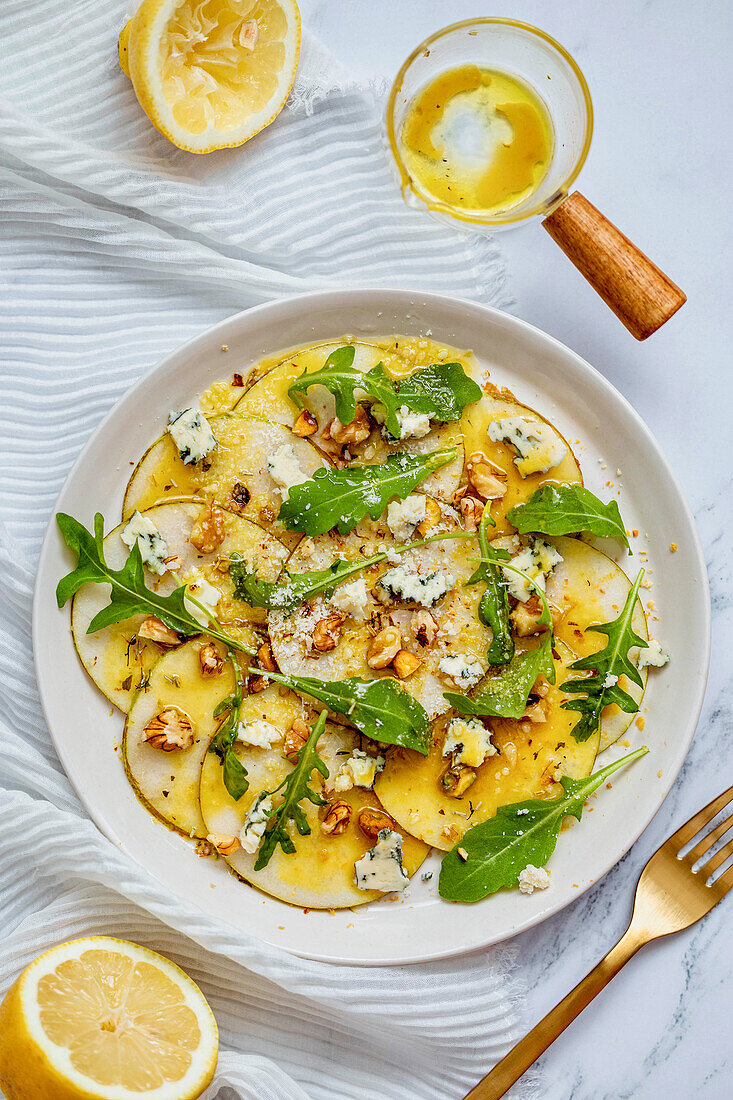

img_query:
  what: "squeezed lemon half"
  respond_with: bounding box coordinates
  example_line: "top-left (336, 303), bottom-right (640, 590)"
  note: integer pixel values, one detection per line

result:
top-left (0, 937), bottom-right (218, 1100)
top-left (121, 0), bottom-right (301, 153)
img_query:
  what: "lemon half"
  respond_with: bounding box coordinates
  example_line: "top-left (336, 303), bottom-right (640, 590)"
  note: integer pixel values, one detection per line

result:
top-left (0, 937), bottom-right (218, 1100)
top-left (122, 0), bottom-right (301, 153)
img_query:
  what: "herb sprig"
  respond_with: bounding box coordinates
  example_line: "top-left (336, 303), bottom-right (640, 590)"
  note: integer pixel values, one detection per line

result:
top-left (208, 652), bottom-right (250, 801)
top-left (287, 345), bottom-right (481, 439)
top-left (254, 711), bottom-right (329, 870)
top-left (560, 569), bottom-right (648, 742)
top-left (439, 747), bottom-right (648, 901)
top-left (508, 485), bottom-right (630, 549)
top-left (278, 448), bottom-right (457, 537)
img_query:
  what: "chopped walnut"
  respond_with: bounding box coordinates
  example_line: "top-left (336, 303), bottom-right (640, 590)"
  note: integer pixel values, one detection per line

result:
top-left (458, 494), bottom-right (484, 531)
top-left (357, 807), bottom-right (398, 841)
top-left (321, 800), bottom-right (352, 835)
top-left (143, 707), bottom-right (194, 751)
top-left (247, 673), bottom-right (268, 694)
top-left (416, 496), bottom-right (442, 536)
top-left (410, 610), bottom-right (438, 647)
top-left (137, 616), bottom-right (181, 647)
top-left (467, 453), bottom-right (507, 501)
top-left (257, 641), bottom-right (278, 672)
top-left (393, 649), bottom-right (421, 679)
top-left (366, 625), bottom-right (402, 669)
top-left (312, 612), bottom-right (346, 652)
top-left (326, 405), bottom-right (370, 445)
top-left (190, 505), bottom-right (225, 554)
top-left (207, 832), bottom-right (241, 856)
top-left (199, 642), bottom-right (224, 677)
top-left (229, 482), bottom-right (251, 512)
top-left (292, 409), bottom-right (318, 437)
top-left (283, 718), bottom-right (309, 759)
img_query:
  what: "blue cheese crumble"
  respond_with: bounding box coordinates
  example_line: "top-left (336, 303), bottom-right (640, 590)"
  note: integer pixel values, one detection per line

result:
top-left (386, 494), bottom-right (426, 540)
top-left (332, 749), bottom-right (385, 793)
top-left (378, 562), bottom-right (454, 606)
top-left (503, 538), bottom-right (563, 603)
top-left (442, 717), bottom-right (497, 768)
top-left (240, 792), bottom-right (273, 854)
top-left (121, 510), bottom-right (170, 576)
top-left (267, 443), bottom-right (311, 500)
top-left (167, 407), bottom-right (216, 466)
top-left (396, 405), bottom-right (431, 440)
top-left (487, 417), bottom-right (566, 477)
top-left (236, 718), bottom-right (281, 749)
top-left (637, 638), bottom-right (670, 670)
top-left (354, 829), bottom-right (409, 893)
top-left (439, 654), bottom-right (485, 689)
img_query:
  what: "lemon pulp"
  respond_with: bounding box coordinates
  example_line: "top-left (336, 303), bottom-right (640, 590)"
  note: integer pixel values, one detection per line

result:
top-left (400, 65), bottom-right (553, 218)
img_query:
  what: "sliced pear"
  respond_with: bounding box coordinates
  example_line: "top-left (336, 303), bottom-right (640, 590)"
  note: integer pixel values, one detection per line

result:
top-left (234, 338), bottom-right (470, 500)
top-left (122, 417), bottom-right (327, 548)
top-left (199, 688), bottom-right (428, 908)
top-left (375, 646), bottom-right (600, 850)
top-left (123, 639), bottom-right (234, 838)
top-left (71, 502), bottom-right (283, 711)
top-left (267, 523), bottom-right (491, 719)
top-left (375, 536), bottom-right (648, 848)
top-left (548, 536), bottom-right (648, 750)
top-left (460, 385), bottom-right (583, 535)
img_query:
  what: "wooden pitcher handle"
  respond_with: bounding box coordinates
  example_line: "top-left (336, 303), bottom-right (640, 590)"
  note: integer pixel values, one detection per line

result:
top-left (542, 191), bottom-right (686, 340)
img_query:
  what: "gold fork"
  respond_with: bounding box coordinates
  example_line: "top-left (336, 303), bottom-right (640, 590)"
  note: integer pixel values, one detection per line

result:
top-left (464, 784), bottom-right (733, 1100)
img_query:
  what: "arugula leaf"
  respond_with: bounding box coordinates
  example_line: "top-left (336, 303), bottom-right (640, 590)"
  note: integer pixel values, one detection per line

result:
top-left (254, 711), bottom-right (329, 870)
top-left (56, 513), bottom-right (203, 637)
top-left (444, 633), bottom-right (555, 718)
top-left (263, 670), bottom-right (431, 753)
top-left (561, 569), bottom-right (648, 742)
top-left (209, 653), bottom-right (249, 801)
top-left (229, 530), bottom-right (473, 612)
top-left (439, 747), bottom-right (648, 901)
top-left (278, 448), bottom-right (457, 537)
top-left (465, 509), bottom-right (513, 665)
top-left (508, 485), bottom-right (630, 549)
top-left (288, 347), bottom-right (480, 438)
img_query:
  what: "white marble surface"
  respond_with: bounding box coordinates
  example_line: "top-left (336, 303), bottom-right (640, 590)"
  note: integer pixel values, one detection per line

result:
top-left (301, 0), bottom-right (733, 1096)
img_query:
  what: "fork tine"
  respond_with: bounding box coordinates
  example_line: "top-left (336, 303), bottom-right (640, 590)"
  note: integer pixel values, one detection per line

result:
top-left (700, 836), bottom-right (733, 878)
top-left (673, 785), bottom-right (733, 849)
top-left (711, 864), bottom-right (733, 898)
top-left (685, 811), bottom-right (733, 865)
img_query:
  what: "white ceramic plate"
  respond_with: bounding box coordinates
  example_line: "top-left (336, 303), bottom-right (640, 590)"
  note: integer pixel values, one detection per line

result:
top-left (34, 290), bottom-right (710, 965)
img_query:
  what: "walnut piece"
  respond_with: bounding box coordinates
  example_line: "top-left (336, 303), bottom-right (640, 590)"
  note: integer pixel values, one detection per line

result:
top-left (357, 807), bottom-right (398, 841)
top-left (292, 409), bottom-right (318, 437)
top-left (257, 641), bottom-right (278, 672)
top-left (247, 673), bottom-right (268, 694)
top-left (199, 642), bottom-right (224, 677)
top-left (229, 481), bottom-right (251, 512)
top-left (190, 505), bottom-right (225, 554)
top-left (137, 616), bottom-right (181, 647)
top-left (143, 707), bottom-right (194, 751)
top-left (283, 718), bottom-right (309, 759)
top-left (393, 649), bottom-right (421, 679)
top-left (327, 405), bottom-right (370, 445)
top-left (366, 625), bottom-right (402, 669)
top-left (467, 453), bottom-right (507, 501)
top-left (458, 494), bottom-right (484, 531)
top-left (312, 612), bottom-right (346, 652)
top-left (416, 496), bottom-right (442, 536)
top-left (411, 610), bottom-right (438, 647)
top-left (207, 832), bottom-right (241, 856)
top-left (321, 800), bottom-right (352, 835)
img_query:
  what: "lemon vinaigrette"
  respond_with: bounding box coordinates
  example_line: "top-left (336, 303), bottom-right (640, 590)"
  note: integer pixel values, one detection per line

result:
top-left (399, 65), bottom-right (554, 218)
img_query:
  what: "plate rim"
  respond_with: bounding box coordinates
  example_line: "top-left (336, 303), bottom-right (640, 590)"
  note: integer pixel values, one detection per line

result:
top-left (32, 288), bottom-right (711, 965)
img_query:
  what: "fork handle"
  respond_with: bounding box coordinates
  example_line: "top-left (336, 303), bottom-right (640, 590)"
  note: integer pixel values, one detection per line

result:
top-left (463, 924), bottom-right (646, 1099)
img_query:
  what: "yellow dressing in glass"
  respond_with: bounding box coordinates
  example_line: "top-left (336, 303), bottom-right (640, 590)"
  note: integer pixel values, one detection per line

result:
top-left (400, 65), bottom-right (553, 217)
